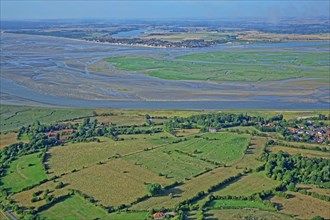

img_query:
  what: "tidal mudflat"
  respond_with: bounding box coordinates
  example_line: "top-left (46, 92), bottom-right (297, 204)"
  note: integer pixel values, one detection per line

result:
top-left (1, 33), bottom-right (329, 109)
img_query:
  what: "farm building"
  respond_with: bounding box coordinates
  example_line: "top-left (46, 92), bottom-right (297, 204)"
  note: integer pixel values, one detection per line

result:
top-left (153, 212), bottom-right (165, 219)
top-left (209, 127), bottom-right (217, 133)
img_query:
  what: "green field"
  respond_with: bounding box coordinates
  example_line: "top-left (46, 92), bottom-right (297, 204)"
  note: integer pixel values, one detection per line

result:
top-left (106, 49), bottom-right (329, 82)
top-left (2, 153), bottom-right (47, 193)
top-left (212, 171), bottom-right (280, 197)
top-left (40, 195), bottom-right (109, 220)
top-left (59, 159), bottom-right (171, 207)
top-left (2, 106), bottom-right (329, 220)
top-left (207, 199), bottom-right (275, 211)
top-left (125, 147), bottom-right (216, 181)
top-left (166, 133), bottom-right (250, 164)
top-left (47, 133), bottom-right (175, 176)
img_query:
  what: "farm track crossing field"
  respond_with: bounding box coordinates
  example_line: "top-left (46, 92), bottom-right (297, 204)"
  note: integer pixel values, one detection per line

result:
top-left (271, 191), bottom-right (330, 219)
top-left (59, 159), bottom-right (172, 207)
top-left (47, 133), bottom-right (174, 176)
top-left (124, 145), bottom-right (216, 181)
top-left (39, 195), bottom-right (109, 220)
top-left (165, 133), bottom-right (250, 164)
top-left (2, 153), bottom-right (47, 193)
top-left (212, 171), bottom-right (280, 197)
top-left (269, 145), bottom-right (330, 159)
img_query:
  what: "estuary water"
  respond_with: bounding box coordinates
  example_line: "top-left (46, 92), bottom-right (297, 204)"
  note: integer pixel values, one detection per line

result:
top-left (0, 33), bottom-right (329, 110)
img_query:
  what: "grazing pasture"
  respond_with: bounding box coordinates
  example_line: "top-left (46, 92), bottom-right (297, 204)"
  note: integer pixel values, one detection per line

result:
top-left (166, 133), bottom-right (250, 164)
top-left (47, 133), bottom-right (174, 176)
top-left (39, 195), bottom-right (109, 220)
top-left (59, 159), bottom-right (172, 207)
top-left (2, 153), bottom-right (47, 193)
top-left (212, 171), bottom-right (280, 197)
top-left (124, 147), bottom-right (216, 181)
top-left (271, 191), bottom-right (330, 219)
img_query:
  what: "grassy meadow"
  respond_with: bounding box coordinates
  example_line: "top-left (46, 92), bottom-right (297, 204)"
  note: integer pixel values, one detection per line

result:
top-left (166, 133), bottom-right (250, 164)
top-left (2, 153), bottom-right (47, 193)
top-left (124, 147), bottom-right (216, 181)
top-left (39, 195), bottom-right (109, 220)
top-left (59, 159), bottom-right (172, 207)
top-left (46, 133), bottom-right (174, 176)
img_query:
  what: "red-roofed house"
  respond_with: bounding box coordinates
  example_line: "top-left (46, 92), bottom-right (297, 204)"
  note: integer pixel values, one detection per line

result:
top-left (153, 212), bottom-right (165, 219)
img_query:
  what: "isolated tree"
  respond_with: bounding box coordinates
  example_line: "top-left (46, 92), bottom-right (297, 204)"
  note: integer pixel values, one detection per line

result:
top-left (147, 183), bottom-right (162, 196)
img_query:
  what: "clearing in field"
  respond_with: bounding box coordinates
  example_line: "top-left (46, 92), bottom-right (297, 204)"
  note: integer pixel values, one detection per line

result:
top-left (206, 199), bottom-right (275, 211)
top-left (59, 159), bottom-right (172, 207)
top-left (204, 209), bottom-right (292, 220)
top-left (271, 191), bottom-right (330, 219)
top-left (39, 195), bottom-right (109, 220)
top-left (46, 133), bottom-right (174, 176)
top-left (124, 146), bottom-right (216, 182)
top-left (166, 133), bottom-right (250, 164)
top-left (212, 171), bottom-right (280, 197)
top-left (269, 145), bottom-right (330, 159)
top-left (2, 153), bottom-right (47, 193)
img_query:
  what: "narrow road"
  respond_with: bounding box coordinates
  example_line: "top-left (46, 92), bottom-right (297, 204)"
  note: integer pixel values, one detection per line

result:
top-left (5, 211), bottom-right (17, 220)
